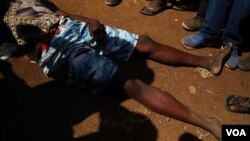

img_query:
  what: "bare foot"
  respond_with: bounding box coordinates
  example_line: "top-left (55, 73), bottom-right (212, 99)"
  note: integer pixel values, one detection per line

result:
top-left (202, 116), bottom-right (222, 140)
top-left (208, 43), bottom-right (232, 75)
top-left (192, 112), bottom-right (222, 140)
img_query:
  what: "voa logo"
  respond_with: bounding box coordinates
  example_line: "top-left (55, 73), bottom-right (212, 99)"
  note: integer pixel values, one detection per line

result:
top-left (226, 129), bottom-right (247, 136)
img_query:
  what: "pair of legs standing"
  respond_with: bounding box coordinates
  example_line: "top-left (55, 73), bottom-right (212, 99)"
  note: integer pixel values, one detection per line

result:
top-left (181, 0), bottom-right (250, 69)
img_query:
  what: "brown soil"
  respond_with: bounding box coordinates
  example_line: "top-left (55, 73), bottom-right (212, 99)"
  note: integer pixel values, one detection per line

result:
top-left (1, 0), bottom-right (250, 141)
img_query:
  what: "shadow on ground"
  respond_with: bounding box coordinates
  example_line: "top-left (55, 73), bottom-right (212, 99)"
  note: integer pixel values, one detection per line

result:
top-left (1, 56), bottom-right (160, 141)
top-left (179, 133), bottom-right (201, 141)
top-left (1, 53), bottom-right (204, 141)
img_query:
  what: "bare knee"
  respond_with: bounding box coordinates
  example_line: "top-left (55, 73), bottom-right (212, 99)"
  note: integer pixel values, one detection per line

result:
top-left (123, 79), bottom-right (145, 99)
top-left (136, 35), bottom-right (156, 53)
top-left (138, 35), bottom-right (153, 43)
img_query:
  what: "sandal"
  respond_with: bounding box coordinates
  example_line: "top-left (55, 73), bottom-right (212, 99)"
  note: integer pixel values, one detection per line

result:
top-left (140, 4), bottom-right (166, 16)
top-left (225, 95), bottom-right (250, 114)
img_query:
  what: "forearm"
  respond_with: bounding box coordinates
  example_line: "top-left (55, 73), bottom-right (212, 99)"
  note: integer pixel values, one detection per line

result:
top-left (53, 4), bottom-right (106, 41)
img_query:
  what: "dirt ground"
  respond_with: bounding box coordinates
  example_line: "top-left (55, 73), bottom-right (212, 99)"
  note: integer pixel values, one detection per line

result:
top-left (1, 0), bottom-right (250, 141)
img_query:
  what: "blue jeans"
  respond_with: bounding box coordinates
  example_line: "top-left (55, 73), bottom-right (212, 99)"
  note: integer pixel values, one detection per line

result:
top-left (200, 0), bottom-right (250, 47)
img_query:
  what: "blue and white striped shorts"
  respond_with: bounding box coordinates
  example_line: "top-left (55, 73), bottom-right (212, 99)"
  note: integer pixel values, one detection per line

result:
top-left (40, 17), bottom-right (139, 94)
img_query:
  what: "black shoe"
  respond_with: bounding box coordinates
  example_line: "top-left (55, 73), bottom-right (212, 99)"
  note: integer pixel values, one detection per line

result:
top-left (172, 0), bottom-right (199, 11)
top-left (106, 0), bottom-right (122, 6)
top-left (182, 16), bottom-right (204, 31)
top-left (239, 56), bottom-right (250, 71)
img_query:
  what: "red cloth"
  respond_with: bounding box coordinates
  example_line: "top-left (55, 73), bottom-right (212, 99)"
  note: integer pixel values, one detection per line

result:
top-left (40, 28), bottom-right (60, 52)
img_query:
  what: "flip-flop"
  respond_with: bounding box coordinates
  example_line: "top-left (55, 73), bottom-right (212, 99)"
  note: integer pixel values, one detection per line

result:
top-left (140, 4), bottom-right (166, 16)
top-left (225, 95), bottom-right (250, 114)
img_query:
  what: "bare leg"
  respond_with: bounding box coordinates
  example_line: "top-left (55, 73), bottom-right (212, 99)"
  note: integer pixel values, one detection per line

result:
top-left (123, 79), bottom-right (222, 140)
top-left (135, 35), bottom-right (232, 75)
